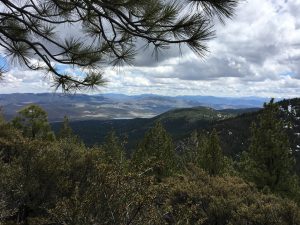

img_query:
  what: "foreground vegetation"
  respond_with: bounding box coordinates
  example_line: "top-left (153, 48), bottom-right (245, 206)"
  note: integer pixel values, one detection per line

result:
top-left (0, 100), bottom-right (300, 224)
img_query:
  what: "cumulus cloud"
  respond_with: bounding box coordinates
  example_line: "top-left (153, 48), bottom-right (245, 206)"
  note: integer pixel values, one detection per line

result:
top-left (1, 0), bottom-right (300, 98)
top-left (0, 68), bottom-right (53, 93)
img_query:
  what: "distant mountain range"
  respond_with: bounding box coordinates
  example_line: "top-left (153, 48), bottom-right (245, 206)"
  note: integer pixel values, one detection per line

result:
top-left (0, 93), bottom-right (269, 121)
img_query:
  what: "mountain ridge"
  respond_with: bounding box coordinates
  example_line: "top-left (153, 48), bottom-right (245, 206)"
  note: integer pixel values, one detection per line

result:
top-left (51, 105), bottom-right (262, 148)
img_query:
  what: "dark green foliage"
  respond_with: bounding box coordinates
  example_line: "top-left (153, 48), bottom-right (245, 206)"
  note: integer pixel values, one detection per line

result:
top-left (12, 104), bottom-right (55, 141)
top-left (241, 99), bottom-right (298, 196)
top-left (57, 116), bottom-right (74, 140)
top-left (201, 129), bottom-right (225, 176)
top-left (48, 162), bottom-right (156, 225)
top-left (50, 106), bottom-right (261, 150)
top-left (0, 137), bottom-right (99, 224)
top-left (0, 121), bottom-right (24, 163)
top-left (102, 131), bottom-right (127, 169)
top-left (180, 130), bottom-right (233, 176)
top-left (1, 103), bottom-right (300, 224)
top-left (0, 107), bottom-right (5, 124)
top-left (50, 105), bottom-right (240, 150)
top-left (133, 121), bottom-right (176, 177)
top-left (178, 130), bottom-right (202, 166)
top-left (54, 98), bottom-right (300, 173)
top-left (157, 166), bottom-right (300, 225)
top-left (157, 106), bottom-right (234, 122)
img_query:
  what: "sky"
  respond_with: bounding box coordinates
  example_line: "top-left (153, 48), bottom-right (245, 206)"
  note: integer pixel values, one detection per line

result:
top-left (1, 0), bottom-right (300, 97)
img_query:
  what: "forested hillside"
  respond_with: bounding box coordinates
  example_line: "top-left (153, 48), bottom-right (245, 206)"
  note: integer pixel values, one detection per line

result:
top-left (212, 98), bottom-right (300, 172)
top-left (1, 100), bottom-right (300, 224)
top-left (51, 98), bottom-right (300, 174)
top-left (51, 106), bottom-right (260, 147)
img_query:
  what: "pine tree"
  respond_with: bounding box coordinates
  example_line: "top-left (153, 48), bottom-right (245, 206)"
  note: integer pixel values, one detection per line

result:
top-left (57, 116), bottom-right (74, 140)
top-left (181, 130), bottom-right (205, 167)
top-left (179, 130), bottom-right (200, 167)
top-left (242, 99), bottom-right (297, 194)
top-left (133, 121), bottom-right (175, 176)
top-left (102, 130), bottom-right (126, 168)
top-left (0, 107), bottom-right (5, 125)
top-left (12, 104), bottom-right (55, 141)
top-left (0, 108), bottom-right (24, 163)
top-left (201, 129), bottom-right (225, 176)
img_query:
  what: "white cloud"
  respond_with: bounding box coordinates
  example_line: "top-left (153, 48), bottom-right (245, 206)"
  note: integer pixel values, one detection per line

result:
top-left (1, 0), bottom-right (300, 98)
top-left (0, 68), bottom-right (52, 93)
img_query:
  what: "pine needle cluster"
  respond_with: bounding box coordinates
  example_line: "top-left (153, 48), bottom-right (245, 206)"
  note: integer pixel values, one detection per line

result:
top-left (0, 0), bottom-right (238, 91)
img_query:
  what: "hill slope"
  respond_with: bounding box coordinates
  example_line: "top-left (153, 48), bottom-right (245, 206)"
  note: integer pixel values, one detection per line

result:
top-left (52, 99), bottom-right (300, 172)
top-left (51, 106), bottom-right (260, 148)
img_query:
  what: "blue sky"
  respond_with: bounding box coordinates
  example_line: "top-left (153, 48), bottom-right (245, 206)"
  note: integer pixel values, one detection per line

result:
top-left (1, 0), bottom-right (300, 98)
top-left (0, 56), bottom-right (9, 71)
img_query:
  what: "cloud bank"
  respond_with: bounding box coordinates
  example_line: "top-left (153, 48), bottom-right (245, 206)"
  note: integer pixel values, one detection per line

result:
top-left (1, 0), bottom-right (300, 97)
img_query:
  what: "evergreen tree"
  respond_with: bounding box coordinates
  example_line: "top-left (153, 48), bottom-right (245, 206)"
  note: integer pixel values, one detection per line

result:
top-left (0, 110), bottom-right (24, 163)
top-left (102, 131), bottom-right (126, 169)
top-left (241, 99), bottom-right (297, 194)
top-left (0, 107), bottom-right (5, 125)
top-left (133, 121), bottom-right (175, 176)
top-left (180, 130), bottom-right (200, 164)
top-left (180, 130), bottom-right (234, 176)
top-left (12, 104), bottom-right (55, 141)
top-left (201, 129), bottom-right (225, 176)
top-left (180, 130), bottom-right (206, 167)
top-left (57, 115), bottom-right (74, 140)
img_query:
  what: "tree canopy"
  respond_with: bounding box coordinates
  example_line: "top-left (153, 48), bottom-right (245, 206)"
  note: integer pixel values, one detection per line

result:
top-left (1, 103), bottom-right (300, 224)
top-left (11, 104), bottom-right (55, 140)
top-left (240, 99), bottom-right (298, 197)
top-left (133, 121), bottom-right (176, 177)
top-left (0, 0), bottom-right (239, 91)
